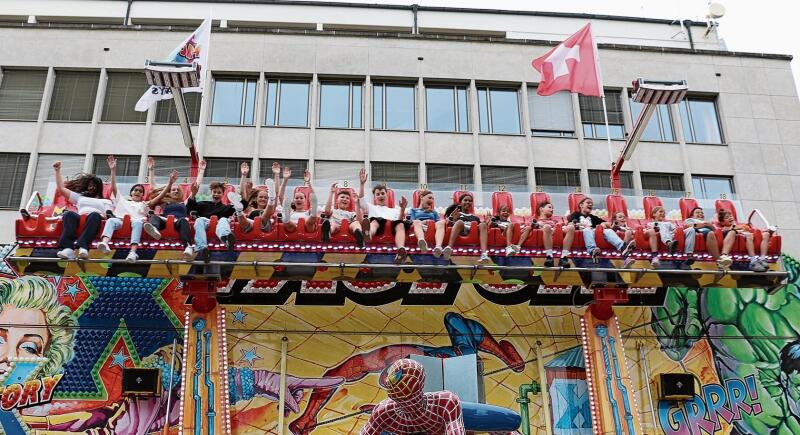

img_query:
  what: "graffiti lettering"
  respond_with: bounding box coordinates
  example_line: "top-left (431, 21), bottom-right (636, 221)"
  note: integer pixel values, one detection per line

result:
top-left (658, 375), bottom-right (762, 435)
top-left (0, 376), bottom-right (62, 411)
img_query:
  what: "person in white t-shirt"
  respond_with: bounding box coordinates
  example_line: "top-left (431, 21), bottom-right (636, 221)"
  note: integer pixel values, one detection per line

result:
top-left (357, 168), bottom-right (409, 264)
top-left (322, 182), bottom-right (365, 247)
top-left (96, 156), bottom-right (178, 262)
top-left (53, 160), bottom-right (113, 260)
top-left (281, 169), bottom-right (319, 233)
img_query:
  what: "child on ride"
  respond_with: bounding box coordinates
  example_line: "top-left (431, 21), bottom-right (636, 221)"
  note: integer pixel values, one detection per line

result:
top-left (96, 156), bottom-right (177, 262)
top-left (534, 201), bottom-right (574, 268)
top-left (443, 193), bottom-right (490, 264)
top-left (323, 182), bottom-right (365, 247)
top-left (281, 169), bottom-right (319, 233)
top-left (566, 197), bottom-right (633, 263)
top-left (358, 169), bottom-right (409, 264)
top-left (187, 178), bottom-right (245, 261)
top-left (644, 206), bottom-right (679, 267)
top-left (53, 160), bottom-right (113, 260)
top-left (236, 162), bottom-right (283, 233)
top-left (409, 190), bottom-right (445, 254)
top-left (682, 207), bottom-right (720, 268)
top-left (717, 209), bottom-right (771, 272)
top-left (491, 205), bottom-right (531, 257)
top-left (611, 212), bottom-right (634, 245)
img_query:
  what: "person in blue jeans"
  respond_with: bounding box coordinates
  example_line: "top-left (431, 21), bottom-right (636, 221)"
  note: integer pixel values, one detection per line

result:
top-left (409, 190), bottom-right (445, 254)
top-left (187, 181), bottom-right (244, 261)
top-left (566, 197), bottom-right (632, 262)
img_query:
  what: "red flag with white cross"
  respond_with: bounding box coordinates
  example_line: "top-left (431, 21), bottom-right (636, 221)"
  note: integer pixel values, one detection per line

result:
top-left (531, 23), bottom-right (603, 97)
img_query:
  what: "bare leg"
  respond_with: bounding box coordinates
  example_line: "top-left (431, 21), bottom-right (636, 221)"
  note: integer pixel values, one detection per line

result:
top-left (645, 228), bottom-right (658, 253)
top-left (434, 220), bottom-right (446, 247)
top-left (623, 229), bottom-right (633, 243)
top-left (479, 222), bottom-right (489, 252)
top-left (394, 222), bottom-right (406, 249)
top-left (284, 221), bottom-right (297, 233)
top-left (705, 232), bottom-right (720, 258)
top-left (237, 214), bottom-right (252, 232)
top-left (412, 220), bottom-right (425, 240)
top-left (721, 231), bottom-right (737, 255)
top-left (562, 225), bottom-right (575, 251)
top-left (517, 225), bottom-right (532, 246)
top-left (505, 225), bottom-right (514, 246)
top-left (542, 225), bottom-right (554, 250)
top-left (370, 220), bottom-right (380, 238)
top-left (449, 221), bottom-right (464, 247)
top-left (743, 232), bottom-right (755, 256)
top-left (304, 216), bottom-right (318, 232)
top-left (760, 231), bottom-right (771, 256)
top-left (348, 221), bottom-right (361, 235)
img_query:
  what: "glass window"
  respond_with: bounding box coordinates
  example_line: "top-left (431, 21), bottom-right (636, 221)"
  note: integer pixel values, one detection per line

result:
top-left (680, 98), bottom-right (723, 144)
top-left (481, 166), bottom-right (527, 191)
top-left (426, 164), bottom-right (474, 190)
top-left (204, 157), bottom-right (247, 182)
top-left (211, 77), bottom-right (257, 125)
top-left (534, 168), bottom-right (581, 192)
top-left (528, 89), bottom-right (575, 137)
top-left (477, 87), bottom-right (520, 134)
top-left (258, 159), bottom-right (308, 182)
top-left (319, 81), bottom-right (362, 129)
top-left (155, 91), bottom-right (202, 124)
top-left (0, 153), bottom-right (30, 208)
top-left (579, 92), bottom-right (624, 139)
top-left (588, 170), bottom-right (633, 195)
top-left (32, 154), bottom-right (85, 199)
top-left (629, 98), bottom-right (674, 142)
top-left (0, 69), bottom-right (47, 120)
top-left (151, 156), bottom-right (192, 181)
top-left (426, 86), bottom-right (469, 133)
top-left (93, 155), bottom-right (140, 182)
top-left (372, 162), bottom-right (419, 186)
top-left (48, 70), bottom-right (100, 121)
top-left (314, 161), bottom-right (363, 183)
top-left (101, 72), bottom-right (148, 122)
top-left (641, 172), bottom-right (685, 197)
top-left (266, 80), bottom-right (310, 127)
top-left (373, 83), bottom-right (415, 130)
top-left (692, 175), bottom-right (734, 199)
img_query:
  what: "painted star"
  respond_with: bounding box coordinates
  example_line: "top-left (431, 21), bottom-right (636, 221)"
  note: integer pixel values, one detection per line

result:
top-left (62, 283), bottom-right (83, 302)
top-left (231, 307), bottom-right (247, 324)
top-left (239, 347), bottom-right (262, 367)
top-left (109, 350), bottom-right (130, 369)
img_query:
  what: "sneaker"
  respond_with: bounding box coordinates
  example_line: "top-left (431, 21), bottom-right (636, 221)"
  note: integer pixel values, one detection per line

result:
top-left (77, 248), bottom-right (89, 259)
top-left (478, 252), bottom-right (490, 264)
top-left (143, 222), bottom-right (162, 240)
top-left (417, 238), bottom-right (429, 253)
top-left (360, 218), bottom-right (371, 241)
top-left (505, 246), bottom-right (516, 256)
top-left (19, 208), bottom-right (31, 220)
top-left (667, 240), bottom-right (679, 254)
top-left (182, 246), bottom-right (195, 262)
top-left (227, 191), bottom-right (244, 213)
top-left (651, 255), bottom-right (660, 268)
top-left (321, 220), bottom-right (331, 242)
top-left (105, 210), bottom-right (117, 219)
top-left (394, 246), bottom-right (408, 264)
top-left (442, 246), bottom-right (453, 261)
top-left (759, 258), bottom-right (770, 270)
top-left (433, 246), bottom-right (443, 258)
top-left (544, 256), bottom-right (554, 267)
top-left (57, 248), bottom-right (76, 260)
top-left (558, 256), bottom-right (571, 268)
top-left (125, 251), bottom-right (138, 263)
top-left (621, 240), bottom-right (636, 257)
top-left (717, 254), bottom-right (733, 270)
top-left (198, 248), bottom-right (210, 263)
top-left (97, 241), bottom-right (111, 255)
top-left (512, 244), bottom-right (522, 255)
top-left (623, 256), bottom-right (636, 268)
top-left (749, 259), bottom-right (767, 272)
top-left (354, 229), bottom-right (365, 248)
top-left (221, 234), bottom-right (236, 252)
top-left (590, 247), bottom-right (601, 263)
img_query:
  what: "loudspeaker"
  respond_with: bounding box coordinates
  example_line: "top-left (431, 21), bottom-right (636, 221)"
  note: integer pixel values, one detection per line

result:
top-left (659, 373), bottom-right (695, 401)
top-left (122, 368), bottom-right (162, 396)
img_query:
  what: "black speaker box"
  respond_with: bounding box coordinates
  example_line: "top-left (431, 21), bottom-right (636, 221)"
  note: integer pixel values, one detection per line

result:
top-left (659, 373), bottom-right (695, 401)
top-left (122, 368), bottom-right (162, 396)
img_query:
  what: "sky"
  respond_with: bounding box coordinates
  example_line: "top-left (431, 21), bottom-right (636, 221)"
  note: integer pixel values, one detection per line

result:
top-left (317, 0), bottom-right (800, 96)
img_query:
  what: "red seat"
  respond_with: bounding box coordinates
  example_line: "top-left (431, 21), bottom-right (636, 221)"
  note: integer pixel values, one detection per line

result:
top-left (605, 194), bottom-right (628, 219)
top-left (530, 192), bottom-right (551, 217)
top-left (679, 198), bottom-right (700, 220)
top-left (412, 189), bottom-right (434, 209)
top-left (335, 187), bottom-right (358, 212)
top-left (567, 193), bottom-right (586, 214)
top-left (374, 188), bottom-right (395, 208)
top-left (715, 199), bottom-right (739, 222)
top-left (643, 196), bottom-right (663, 219)
top-left (452, 190), bottom-right (472, 205)
top-left (491, 191), bottom-right (513, 215)
top-left (220, 184), bottom-right (237, 205)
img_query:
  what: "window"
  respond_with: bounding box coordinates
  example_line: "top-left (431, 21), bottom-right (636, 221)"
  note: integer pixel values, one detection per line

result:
top-left (0, 153), bottom-right (30, 208)
top-left (534, 168), bottom-right (580, 192)
top-left (692, 175), bottom-right (734, 199)
top-left (426, 85), bottom-right (469, 133)
top-left (48, 71), bottom-right (100, 121)
top-left (155, 91), bottom-right (202, 124)
top-left (204, 157), bottom-right (247, 182)
top-left (211, 77), bottom-right (257, 125)
top-left (314, 161), bottom-right (363, 182)
top-left (101, 72), bottom-right (148, 122)
top-left (258, 159), bottom-right (308, 182)
top-left (588, 170), bottom-right (633, 195)
top-left (579, 92), bottom-right (624, 139)
top-left (481, 166), bottom-right (527, 191)
top-left (641, 172), bottom-right (685, 197)
top-left (372, 162), bottom-right (419, 186)
top-left (32, 154), bottom-right (85, 198)
top-left (680, 98), bottom-right (723, 144)
top-left (0, 69), bottom-right (47, 120)
top-left (373, 83), bottom-right (415, 130)
top-left (528, 89), bottom-right (574, 137)
top-left (319, 81), bottom-right (361, 129)
top-left (629, 98), bottom-right (674, 142)
top-left (427, 164), bottom-right (474, 187)
top-left (477, 87), bottom-right (520, 134)
top-left (151, 156), bottom-right (192, 180)
top-left (93, 155), bottom-right (140, 182)
top-left (265, 79), bottom-right (310, 127)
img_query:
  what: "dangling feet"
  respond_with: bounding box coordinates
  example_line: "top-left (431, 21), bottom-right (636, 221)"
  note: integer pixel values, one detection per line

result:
top-left (394, 246), bottom-right (408, 264)
top-left (321, 220), bottom-right (331, 242)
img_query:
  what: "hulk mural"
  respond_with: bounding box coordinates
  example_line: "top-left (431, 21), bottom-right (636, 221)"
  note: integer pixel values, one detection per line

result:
top-left (652, 254), bottom-right (800, 435)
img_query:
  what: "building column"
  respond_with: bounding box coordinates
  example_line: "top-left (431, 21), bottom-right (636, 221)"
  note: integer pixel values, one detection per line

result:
top-left (20, 66), bottom-right (55, 206)
top-left (308, 73), bottom-right (319, 175)
top-left (520, 82), bottom-right (536, 191)
top-left (195, 69), bottom-right (213, 159)
top-left (364, 76), bottom-right (372, 184)
top-left (417, 77), bottom-right (426, 185)
top-left (572, 93), bottom-right (590, 193)
top-left (83, 67), bottom-right (107, 173)
top-left (137, 104), bottom-right (156, 183)
top-left (468, 80), bottom-right (482, 196)
top-left (251, 71), bottom-right (266, 182)
top-left (620, 87), bottom-right (643, 195)
top-left (670, 103), bottom-right (694, 196)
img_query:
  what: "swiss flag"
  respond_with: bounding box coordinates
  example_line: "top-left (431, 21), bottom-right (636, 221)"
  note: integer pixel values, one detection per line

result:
top-left (532, 23), bottom-right (603, 97)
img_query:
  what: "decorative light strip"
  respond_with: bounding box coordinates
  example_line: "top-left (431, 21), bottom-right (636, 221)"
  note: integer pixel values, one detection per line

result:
top-left (580, 317), bottom-right (601, 435)
top-left (219, 307), bottom-right (232, 434)
top-left (178, 310), bottom-right (191, 434)
top-left (615, 316), bottom-right (643, 433)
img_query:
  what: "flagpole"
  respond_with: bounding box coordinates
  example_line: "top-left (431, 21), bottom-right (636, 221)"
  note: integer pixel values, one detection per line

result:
top-left (600, 95), bottom-right (614, 165)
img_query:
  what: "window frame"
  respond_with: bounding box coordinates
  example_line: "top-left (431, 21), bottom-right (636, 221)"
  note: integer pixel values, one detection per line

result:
top-left (426, 164), bottom-right (475, 187)
top-left (587, 169), bottom-right (634, 194)
top-left (477, 86), bottom-right (522, 135)
top-left (579, 91), bottom-right (625, 140)
top-left (372, 82), bottom-right (417, 131)
top-left (424, 84), bottom-right (470, 133)
top-left (265, 78), bottom-right (311, 128)
top-left (210, 76), bottom-right (258, 126)
top-left (640, 172), bottom-right (686, 196)
top-left (154, 91), bottom-right (202, 125)
top-left (692, 175), bottom-right (735, 199)
top-left (481, 165), bottom-right (528, 191)
top-left (371, 161), bottom-right (420, 185)
top-left (93, 155), bottom-right (140, 181)
top-left (0, 153), bottom-right (30, 209)
top-left (528, 88), bottom-right (576, 137)
top-left (0, 69), bottom-right (48, 121)
top-left (318, 80), bottom-right (363, 129)
top-left (258, 159), bottom-right (308, 182)
top-left (534, 167), bottom-right (581, 189)
top-left (628, 97), bottom-right (676, 143)
top-left (680, 97), bottom-right (725, 145)
top-left (101, 71), bottom-right (148, 123)
top-left (47, 70), bottom-right (101, 122)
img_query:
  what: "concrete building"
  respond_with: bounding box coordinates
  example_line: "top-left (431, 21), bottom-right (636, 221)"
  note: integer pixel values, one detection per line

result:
top-left (1, 0), bottom-right (798, 255)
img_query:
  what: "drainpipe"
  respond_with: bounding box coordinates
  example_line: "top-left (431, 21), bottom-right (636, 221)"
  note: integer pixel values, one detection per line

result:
top-left (411, 4), bottom-right (419, 34)
top-left (124, 0), bottom-right (133, 26)
top-left (516, 381), bottom-right (541, 435)
top-left (683, 19), bottom-right (695, 50)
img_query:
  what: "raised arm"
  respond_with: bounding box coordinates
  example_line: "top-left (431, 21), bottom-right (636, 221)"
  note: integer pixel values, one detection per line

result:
top-left (147, 157), bottom-right (156, 189)
top-left (240, 162), bottom-right (250, 199)
top-left (195, 159), bottom-right (207, 185)
top-left (358, 168), bottom-right (367, 198)
top-left (147, 170), bottom-right (178, 208)
top-left (398, 196), bottom-right (408, 219)
top-left (52, 161), bottom-right (74, 199)
top-left (324, 183), bottom-right (337, 215)
top-left (277, 165), bottom-right (291, 204)
top-left (107, 155), bottom-right (118, 198)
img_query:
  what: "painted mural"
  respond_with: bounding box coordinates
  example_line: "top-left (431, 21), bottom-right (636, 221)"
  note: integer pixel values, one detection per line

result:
top-left (0, 252), bottom-right (797, 434)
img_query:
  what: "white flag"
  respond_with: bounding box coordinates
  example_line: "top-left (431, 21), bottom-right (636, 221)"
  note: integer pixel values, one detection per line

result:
top-left (135, 18), bottom-right (212, 112)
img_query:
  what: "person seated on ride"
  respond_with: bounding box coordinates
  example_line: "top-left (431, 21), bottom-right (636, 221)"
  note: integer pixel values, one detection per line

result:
top-left (409, 189), bottom-right (445, 254)
top-left (534, 201), bottom-right (574, 268)
top-left (95, 156), bottom-right (176, 262)
top-left (644, 206), bottom-right (681, 267)
top-left (611, 212), bottom-right (634, 245)
top-left (357, 169), bottom-right (409, 264)
top-left (281, 169), bottom-right (319, 233)
top-left (187, 179), bottom-right (245, 261)
top-left (143, 158), bottom-right (204, 261)
top-left (682, 207), bottom-right (720, 268)
top-left (235, 162), bottom-right (281, 233)
top-left (566, 197), bottom-right (632, 263)
top-left (52, 160), bottom-right (113, 260)
top-left (716, 209), bottom-right (771, 272)
top-left (491, 205), bottom-right (531, 257)
top-left (443, 193), bottom-right (490, 264)
top-left (322, 182), bottom-right (365, 246)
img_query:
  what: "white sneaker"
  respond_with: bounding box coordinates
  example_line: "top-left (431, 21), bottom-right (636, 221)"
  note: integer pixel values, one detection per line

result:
top-left (717, 254), bottom-right (733, 270)
top-left (97, 241), bottom-right (111, 255)
top-left (512, 244), bottom-right (522, 255)
top-left (227, 191), bottom-right (244, 213)
top-left (77, 248), bottom-right (89, 259)
top-left (505, 246), bottom-right (515, 256)
top-left (433, 246), bottom-right (443, 258)
top-left (182, 246), bottom-right (195, 262)
top-left (651, 255), bottom-right (660, 268)
top-left (478, 252), bottom-right (490, 264)
top-left (442, 246), bottom-right (453, 260)
top-left (143, 222), bottom-right (161, 240)
top-left (57, 248), bottom-right (76, 260)
top-left (126, 251), bottom-right (138, 263)
top-left (417, 238), bottom-right (429, 253)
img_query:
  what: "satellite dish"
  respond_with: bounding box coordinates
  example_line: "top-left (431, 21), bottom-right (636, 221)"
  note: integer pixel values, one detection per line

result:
top-left (707, 2), bottom-right (726, 19)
